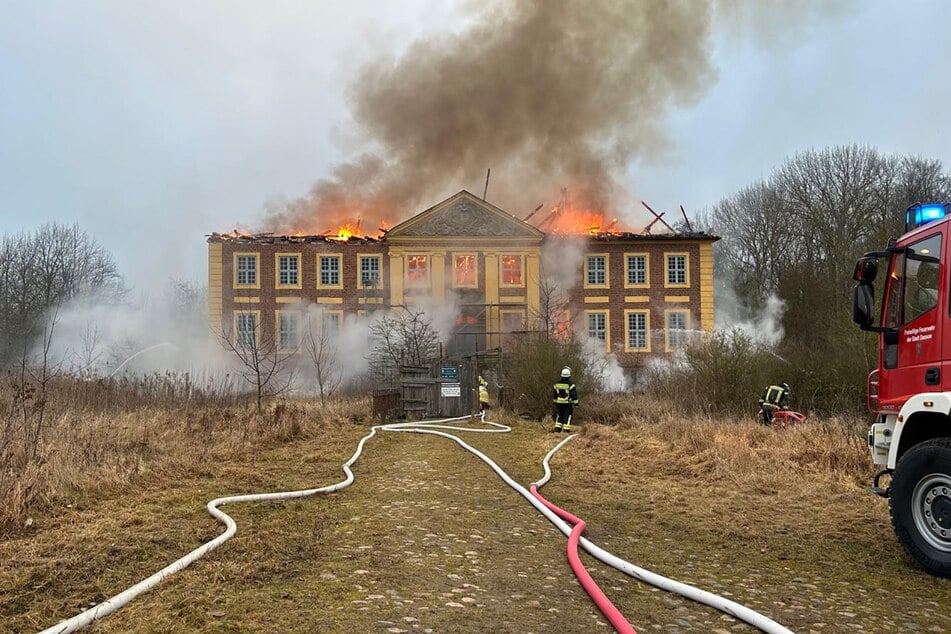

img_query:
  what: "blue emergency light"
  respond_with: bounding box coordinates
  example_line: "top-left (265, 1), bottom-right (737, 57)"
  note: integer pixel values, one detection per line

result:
top-left (905, 203), bottom-right (948, 232)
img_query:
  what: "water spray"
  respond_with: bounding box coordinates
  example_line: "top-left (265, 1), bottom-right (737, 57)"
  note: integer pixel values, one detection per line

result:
top-left (108, 342), bottom-right (174, 377)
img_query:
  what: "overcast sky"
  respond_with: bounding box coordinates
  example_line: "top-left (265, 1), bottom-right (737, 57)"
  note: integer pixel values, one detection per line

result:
top-left (2, 1), bottom-right (951, 293)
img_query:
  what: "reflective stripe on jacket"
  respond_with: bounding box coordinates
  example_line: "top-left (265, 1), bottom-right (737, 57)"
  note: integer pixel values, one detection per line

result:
top-left (761, 385), bottom-right (788, 407)
top-left (553, 381), bottom-right (578, 405)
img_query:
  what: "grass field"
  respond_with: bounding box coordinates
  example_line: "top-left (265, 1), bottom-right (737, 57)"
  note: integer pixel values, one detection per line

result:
top-left (2, 394), bottom-right (951, 633)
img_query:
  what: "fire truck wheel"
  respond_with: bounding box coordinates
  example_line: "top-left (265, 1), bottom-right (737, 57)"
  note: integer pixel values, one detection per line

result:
top-left (890, 437), bottom-right (951, 578)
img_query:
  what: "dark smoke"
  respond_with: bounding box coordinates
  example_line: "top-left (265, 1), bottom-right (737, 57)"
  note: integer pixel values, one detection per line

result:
top-left (265, 0), bottom-right (721, 233)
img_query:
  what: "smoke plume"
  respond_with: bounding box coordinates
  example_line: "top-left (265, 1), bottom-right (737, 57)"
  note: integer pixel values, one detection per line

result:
top-left (264, 0), bottom-right (719, 234)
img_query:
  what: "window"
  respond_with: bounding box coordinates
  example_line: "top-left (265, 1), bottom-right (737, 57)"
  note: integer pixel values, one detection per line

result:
top-left (322, 310), bottom-right (342, 335)
top-left (666, 310), bottom-right (689, 351)
top-left (500, 309), bottom-right (525, 333)
top-left (585, 254), bottom-right (608, 287)
top-left (235, 311), bottom-right (258, 348)
top-left (276, 254), bottom-right (301, 288)
top-left (552, 310), bottom-right (571, 342)
top-left (454, 254), bottom-right (477, 287)
top-left (318, 255), bottom-right (342, 288)
top-left (407, 255), bottom-right (429, 287)
top-left (235, 254), bottom-right (258, 287)
top-left (359, 255), bottom-right (381, 289)
top-left (501, 254), bottom-right (523, 286)
top-left (902, 233), bottom-right (941, 325)
top-left (586, 310), bottom-right (609, 351)
top-left (625, 310), bottom-right (649, 351)
top-left (277, 311), bottom-right (300, 351)
top-left (665, 253), bottom-right (688, 287)
top-left (625, 253), bottom-right (648, 287)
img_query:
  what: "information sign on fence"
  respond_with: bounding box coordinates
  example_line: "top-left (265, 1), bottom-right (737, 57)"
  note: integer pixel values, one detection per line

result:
top-left (440, 366), bottom-right (458, 380)
top-left (440, 382), bottom-right (461, 397)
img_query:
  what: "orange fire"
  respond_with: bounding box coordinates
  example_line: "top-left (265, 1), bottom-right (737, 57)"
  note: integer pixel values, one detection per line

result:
top-left (525, 188), bottom-right (626, 236)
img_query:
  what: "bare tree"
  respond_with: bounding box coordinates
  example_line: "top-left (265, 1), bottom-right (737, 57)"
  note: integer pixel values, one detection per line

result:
top-left (304, 309), bottom-right (343, 404)
top-left (369, 304), bottom-right (441, 378)
top-left (534, 261), bottom-right (573, 339)
top-left (0, 223), bottom-right (123, 368)
top-left (217, 310), bottom-right (295, 411)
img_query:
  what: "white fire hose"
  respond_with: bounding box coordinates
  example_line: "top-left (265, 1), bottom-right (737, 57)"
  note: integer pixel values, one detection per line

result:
top-left (40, 414), bottom-right (793, 634)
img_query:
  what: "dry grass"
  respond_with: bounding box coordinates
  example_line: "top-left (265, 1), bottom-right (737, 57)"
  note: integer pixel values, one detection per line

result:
top-left (3, 390), bottom-right (950, 633)
top-left (0, 373), bottom-right (370, 530)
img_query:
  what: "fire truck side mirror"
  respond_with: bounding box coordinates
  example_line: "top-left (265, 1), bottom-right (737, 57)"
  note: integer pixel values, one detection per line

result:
top-left (852, 257), bottom-right (878, 284)
top-left (852, 284), bottom-right (875, 328)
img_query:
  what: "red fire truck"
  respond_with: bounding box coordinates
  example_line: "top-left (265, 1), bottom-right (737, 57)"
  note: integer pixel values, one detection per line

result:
top-left (852, 202), bottom-right (951, 577)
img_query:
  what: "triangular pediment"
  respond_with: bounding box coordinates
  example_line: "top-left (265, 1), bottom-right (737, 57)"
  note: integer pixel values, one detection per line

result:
top-left (386, 191), bottom-right (545, 240)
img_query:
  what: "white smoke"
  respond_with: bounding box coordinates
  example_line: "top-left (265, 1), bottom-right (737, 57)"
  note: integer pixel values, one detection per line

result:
top-left (714, 282), bottom-right (785, 346)
top-left (579, 336), bottom-right (629, 392)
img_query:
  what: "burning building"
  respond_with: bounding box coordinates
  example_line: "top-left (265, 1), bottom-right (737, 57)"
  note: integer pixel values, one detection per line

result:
top-left (207, 190), bottom-right (718, 374)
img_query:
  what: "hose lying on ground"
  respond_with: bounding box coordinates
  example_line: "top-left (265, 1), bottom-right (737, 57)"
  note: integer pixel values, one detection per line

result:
top-left (530, 476), bottom-right (636, 634)
top-left (40, 414), bottom-right (793, 634)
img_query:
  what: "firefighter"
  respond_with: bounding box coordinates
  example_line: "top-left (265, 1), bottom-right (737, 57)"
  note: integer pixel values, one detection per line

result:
top-left (759, 382), bottom-right (791, 426)
top-left (478, 376), bottom-right (490, 414)
top-left (552, 366), bottom-right (579, 433)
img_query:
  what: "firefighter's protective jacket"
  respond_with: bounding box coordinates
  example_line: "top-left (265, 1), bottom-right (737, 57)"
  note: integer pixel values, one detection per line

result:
top-left (553, 380), bottom-right (579, 405)
top-left (760, 384), bottom-right (789, 409)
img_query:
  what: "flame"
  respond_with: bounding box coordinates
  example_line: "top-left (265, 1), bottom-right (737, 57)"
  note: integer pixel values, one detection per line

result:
top-left (527, 188), bottom-right (626, 236)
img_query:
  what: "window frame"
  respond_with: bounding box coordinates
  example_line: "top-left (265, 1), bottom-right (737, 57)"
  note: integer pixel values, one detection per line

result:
top-left (499, 307), bottom-right (526, 333)
top-left (664, 252), bottom-right (690, 288)
top-left (406, 254), bottom-right (430, 288)
top-left (317, 253), bottom-right (344, 289)
top-left (276, 309), bottom-right (301, 352)
top-left (584, 254), bottom-right (610, 289)
top-left (665, 309), bottom-right (690, 352)
top-left (624, 309), bottom-right (651, 352)
top-left (275, 253), bottom-right (302, 290)
top-left (357, 254), bottom-right (382, 290)
top-left (233, 310), bottom-right (260, 349)
top-left (321, 309), bottom-right (344, 335)
top-left (584, 309), bottom-right (610, 352)
top-left (233, 252), bottom-right (260, 289)
top-left (452, 252), bottom-right (479, 288)
top-left (624, 252), bottom-right (649, 288)
top-left (500, 253), bottom-right (525, 288)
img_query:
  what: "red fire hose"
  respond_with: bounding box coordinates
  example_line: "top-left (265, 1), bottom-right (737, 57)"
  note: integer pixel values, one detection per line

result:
top-left (530, 484), bottom-right (637, 634)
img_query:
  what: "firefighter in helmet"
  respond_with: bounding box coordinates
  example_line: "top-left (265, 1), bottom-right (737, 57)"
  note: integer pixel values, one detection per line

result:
top-left (478, 376), bottom-right (490, 415)
top-left (759, 382), bottom-right (791, 426)
top-left (552, 366), bottom-right (579, 433)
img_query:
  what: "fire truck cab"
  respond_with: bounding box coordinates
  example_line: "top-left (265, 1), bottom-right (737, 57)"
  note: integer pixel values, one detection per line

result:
top-left (852, 202), bottom-right (951, 577)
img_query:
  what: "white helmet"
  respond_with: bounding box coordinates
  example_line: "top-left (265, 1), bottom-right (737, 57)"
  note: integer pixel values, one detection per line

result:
top-left (561, 367), bottom-right (572, 378)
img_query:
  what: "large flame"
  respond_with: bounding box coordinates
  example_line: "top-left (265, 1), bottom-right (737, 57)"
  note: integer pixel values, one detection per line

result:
top-left (526, 188), bottom-right (626, 235)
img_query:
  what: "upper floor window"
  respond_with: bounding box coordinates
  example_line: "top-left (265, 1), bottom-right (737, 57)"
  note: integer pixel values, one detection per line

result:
top-left (277, 311), bottom-right (300, 351)
top-left (407, 255), bottom-right (428, 287)
top-left (359, 255), bottom-right (382, 289)
top-left (665, 253), bottom-right (689, 287)
top-left (625, 254), bottom-right (648, 287)
top-left (666, 310), bottom-right (689, 351)
top-left (454, 254), bottom-right (477, 287)
top-left (318, 255), bottom-right (342, 288)
top-left (626, 310), bottom-right (649, 351)
top-left (276, 254), bottom-right (301, 288)
top-left (585, 255), bottom-right (608, 287)
top-left (234, 253), bottom-right (259, 289)
top-left (501, 254), bottom-right (523, 286)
